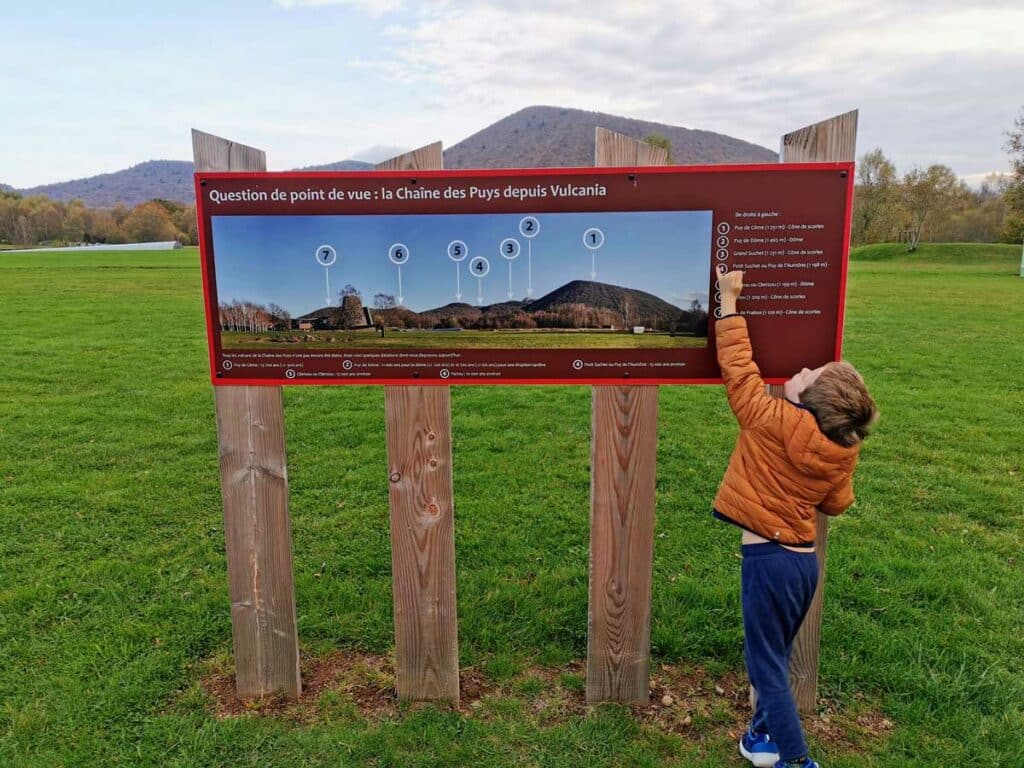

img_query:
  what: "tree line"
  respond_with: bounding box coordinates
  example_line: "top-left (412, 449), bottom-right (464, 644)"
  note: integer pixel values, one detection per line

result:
top-left (219, 301), bottom-right (290, 332)
top-left (0, 193), bottom-right (197, 246)
top-left (6, 109), bottom-right (1022, 250)
top-left (850, 149), bottom-right (1017, 248)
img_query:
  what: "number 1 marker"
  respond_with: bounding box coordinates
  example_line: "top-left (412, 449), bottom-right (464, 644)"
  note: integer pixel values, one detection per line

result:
top-left (583, 227), bottom-right (604, 280)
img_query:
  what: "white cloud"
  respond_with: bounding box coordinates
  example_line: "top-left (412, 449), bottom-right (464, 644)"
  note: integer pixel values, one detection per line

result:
top-left (348, 144), bottom-right (410, 162)
top-left (5, 1), bottom-right (1021, 185)
top-left (274, 0), bottom-right (404, 15)
top-left (961, 171), bottom-right (1013, 189)
top-left (340, 1), bottom-right (1023, 176)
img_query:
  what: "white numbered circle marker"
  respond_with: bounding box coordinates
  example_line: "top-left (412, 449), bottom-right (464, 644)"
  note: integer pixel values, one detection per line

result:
top-left (285, 368), bottom-right (297, 379)
top-left (714, 307), bottom-right (724, 319)
top-left (388, 243), bottom-right (410, 265)
top-left (222, 359), bottom-right (233, 371)
top-left (716, 249), bottom-right (729, 261)
top-left (717, 263), bottom-right (728, 275)
top-left (583, 227), bottom-right (604, 250)
top-left (447, 240), bottom-right (468, 262)
top-left (469, 256), bottom-right (490, 277)
top-left (717, 222), bottom-right (730, 235)
top-left (500, 237), bottom-right (521, 260)
top-left (572, 359), bottom-right (584, 371)
top-left (717, 235), bottom-right (729, 248)
top-left (342, 359), bottom-right (353, 371)
top-left (439, 368), bottom-right (450, 379)
top-left (315, 244), bottom-right (337, 267)
top-left (519, 216), bottom-right (540, 238)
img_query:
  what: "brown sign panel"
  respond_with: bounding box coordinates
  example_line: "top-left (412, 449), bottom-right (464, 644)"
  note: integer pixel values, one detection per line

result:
top-left (196, 164), bottom-right (853, 385)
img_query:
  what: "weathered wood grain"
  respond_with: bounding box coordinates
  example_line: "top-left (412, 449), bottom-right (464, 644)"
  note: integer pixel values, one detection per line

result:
top-left (377, 144), bottom-right (459, 703)
top-left (587, 127), bottom-right (663, 703)
top-left (587, 385), bottom-right (659, 703)
top-left (595, 126), bottom-right (669, 167)
top-left (777, 111), bottom-right (857, 713)
top-left (375, 141), bottom-right (443, 172)
top-left (780, 110), bottom-right (858, 164)
top-left (193, 129), bottom-right (301, 700)
top-left (192, 128), bottom-right (267, 176)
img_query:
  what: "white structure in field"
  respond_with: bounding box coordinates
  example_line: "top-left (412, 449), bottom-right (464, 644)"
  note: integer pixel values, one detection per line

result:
top-left (5, 241), bottom-right (183, 253)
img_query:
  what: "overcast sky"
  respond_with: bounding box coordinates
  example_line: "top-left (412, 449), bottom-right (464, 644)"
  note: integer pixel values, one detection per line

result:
top-left (2, 1), bottom-right (1021, 188)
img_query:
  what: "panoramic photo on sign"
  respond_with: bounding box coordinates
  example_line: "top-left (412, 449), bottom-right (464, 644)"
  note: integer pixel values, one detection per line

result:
top-left (196, 165), bottom-right (853, 384)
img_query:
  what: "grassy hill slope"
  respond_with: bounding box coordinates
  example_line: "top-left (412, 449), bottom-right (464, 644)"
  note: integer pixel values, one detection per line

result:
top-left (851, 242), bottom-right (1021, 264)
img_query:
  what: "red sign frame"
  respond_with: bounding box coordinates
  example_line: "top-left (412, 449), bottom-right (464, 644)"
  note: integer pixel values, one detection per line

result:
top-left (196, 163), bottom-right (854, 386)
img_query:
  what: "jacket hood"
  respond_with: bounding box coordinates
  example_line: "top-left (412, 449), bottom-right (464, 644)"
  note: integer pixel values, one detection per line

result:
top-left (783, 405), bottom-right (859, 476)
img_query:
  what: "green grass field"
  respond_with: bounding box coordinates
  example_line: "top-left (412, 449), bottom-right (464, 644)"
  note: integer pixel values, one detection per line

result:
top-left (1, 243), bottom-right (1022, 767)
top-left (222, 328), bottom-right (707, 349)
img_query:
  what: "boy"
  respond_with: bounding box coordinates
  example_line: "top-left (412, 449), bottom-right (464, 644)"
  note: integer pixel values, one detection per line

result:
top-left (713, 270), bottom-right (877, 768)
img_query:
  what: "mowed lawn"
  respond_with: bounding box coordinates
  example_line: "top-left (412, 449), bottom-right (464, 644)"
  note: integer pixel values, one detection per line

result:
top-left (222, 329), bottom-right (706, 349)
top-left (0, 244), bottom-right (1022, 767)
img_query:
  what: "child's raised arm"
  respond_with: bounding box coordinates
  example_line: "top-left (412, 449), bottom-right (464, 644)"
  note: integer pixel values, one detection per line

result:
top-left (716, 270), bottom-right (779, 428)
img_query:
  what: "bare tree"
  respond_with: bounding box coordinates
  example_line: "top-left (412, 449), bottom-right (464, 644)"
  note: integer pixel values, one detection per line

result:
top-left (899, 165), bottom-right (968, 251)
top-left (1003, 107), bottom-right (1024, 243)
top-left (267, 303), bottom-right (291, 329)
top-left (610, 293), bottom-right (634, 329)
top-left (852, 149), bottom-right (900, 246)
top-left (338, 284), bottom-right (361, 304)
top-left (373, 292), bottom-right (397, 309)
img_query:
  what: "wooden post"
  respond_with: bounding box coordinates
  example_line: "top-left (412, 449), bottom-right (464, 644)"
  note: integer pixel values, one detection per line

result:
top-left (376, 143), bottom-right (460, 703)
top-left (586, 128), bottom-right (666, 703)
top-left (192, 129), bottom-right (302, 699)
top-left (777, 109), bottom-right (858, 713)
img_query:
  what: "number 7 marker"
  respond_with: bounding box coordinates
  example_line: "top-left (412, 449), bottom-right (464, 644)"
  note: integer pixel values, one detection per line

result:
top-left (315, 245), bottom-right (337, 305)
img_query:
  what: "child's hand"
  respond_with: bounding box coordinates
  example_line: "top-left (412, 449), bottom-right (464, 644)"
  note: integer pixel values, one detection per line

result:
top-left (719, 270), bottom-right (744, 300)
top-left (717, 270), bottom-right (743, 318)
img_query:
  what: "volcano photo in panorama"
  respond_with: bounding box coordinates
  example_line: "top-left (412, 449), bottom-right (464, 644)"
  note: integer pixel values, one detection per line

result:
top-left (212, 209), bottom-right (712, 350)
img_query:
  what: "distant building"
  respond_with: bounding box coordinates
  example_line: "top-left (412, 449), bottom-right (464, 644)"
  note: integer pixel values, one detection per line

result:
top-left (294, 296), bottom-right (375, 331)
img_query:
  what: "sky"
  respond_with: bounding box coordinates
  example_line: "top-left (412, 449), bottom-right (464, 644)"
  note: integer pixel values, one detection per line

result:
top-left (211, 210), bottom-right (712, 316)
top-left (1, 1), bottom-right (1022, 189)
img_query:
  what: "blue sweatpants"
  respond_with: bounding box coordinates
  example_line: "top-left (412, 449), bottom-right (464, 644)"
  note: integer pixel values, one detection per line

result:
top-left (742, 542), bottom-right (819, 763)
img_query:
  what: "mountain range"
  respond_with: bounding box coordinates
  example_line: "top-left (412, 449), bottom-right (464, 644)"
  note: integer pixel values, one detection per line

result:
top-left (298, 278), bottom-right (701, 333)
top-left (6, 106), bottom-right (776, 208)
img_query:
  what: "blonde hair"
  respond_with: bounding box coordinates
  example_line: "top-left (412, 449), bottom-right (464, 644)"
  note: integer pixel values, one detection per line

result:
top-left (799, 362), bottom-right (878, 447)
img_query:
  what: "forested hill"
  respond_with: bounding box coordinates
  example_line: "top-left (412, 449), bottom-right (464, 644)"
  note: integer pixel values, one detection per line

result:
top-left (443, 105), bottom-right (777, 168)
top-left (525, 279), bottom-right (687, 326)
top-left (11, 105), bottom-right (775, 208)
top-left (14, 159), bottom-right (375, 208)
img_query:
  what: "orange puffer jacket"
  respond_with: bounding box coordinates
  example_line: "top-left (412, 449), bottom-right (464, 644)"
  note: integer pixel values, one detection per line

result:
top-left (712, 315), bottom-right (859, 546)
